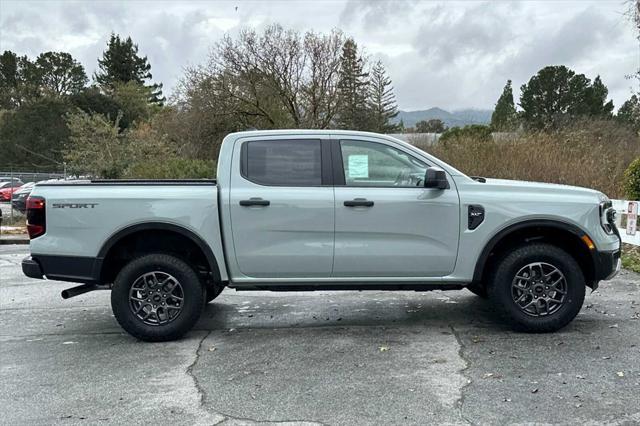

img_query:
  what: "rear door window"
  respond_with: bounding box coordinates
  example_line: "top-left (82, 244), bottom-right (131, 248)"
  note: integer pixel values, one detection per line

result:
top-left (242, 139), bottom-right (322, 186)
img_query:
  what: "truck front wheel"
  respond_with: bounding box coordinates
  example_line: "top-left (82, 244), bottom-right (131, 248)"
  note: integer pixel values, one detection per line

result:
top-left (488, 243), bottom-right (585, 333)
top-left (111, 253), bottom-right (205, 342)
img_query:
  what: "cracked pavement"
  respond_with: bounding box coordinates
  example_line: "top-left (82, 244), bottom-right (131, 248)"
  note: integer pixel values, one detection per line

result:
top-left (1, 245), bottom-right (639, 425)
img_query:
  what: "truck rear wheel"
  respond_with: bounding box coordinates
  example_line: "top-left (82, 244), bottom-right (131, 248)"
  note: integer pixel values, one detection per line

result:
top-left (487, 243), bottom-right (585, 333)
top-left (111, 253), bottom-right (205, 342)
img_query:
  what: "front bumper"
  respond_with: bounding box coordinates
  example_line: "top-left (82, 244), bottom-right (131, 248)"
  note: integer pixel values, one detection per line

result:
top-left (594, 249), bottom-right (621, 281)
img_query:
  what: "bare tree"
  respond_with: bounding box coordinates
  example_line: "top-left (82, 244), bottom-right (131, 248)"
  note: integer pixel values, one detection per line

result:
top-left (631, 0), bottom-right (640, 34)
top-left (174, 25), bottom-right (400, 156)
top-left (301, 30), bottom-right (344, 128)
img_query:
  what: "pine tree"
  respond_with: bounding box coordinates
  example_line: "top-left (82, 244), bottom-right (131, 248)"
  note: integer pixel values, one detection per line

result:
top-left (367, 60), bottom-right (399, 133)
top-left (490, 80), bottom-right (518, 131)
top-left (0, 50), bottom-right (40, 108)
top-left (584, 76), bottom-right (614, 117)
top-left (35, 52), bottom-right (88, 96)
top-left (95, 33), bottom-right (164, 104)
top-left (520, 66), bottom-right (614, 129)
top-left (617, 94), bottom-right (640, 131)
top-left (335, 38), bottom-right (369, 130)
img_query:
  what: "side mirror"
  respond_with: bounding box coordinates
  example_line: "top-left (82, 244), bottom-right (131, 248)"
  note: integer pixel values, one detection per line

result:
top-left (424, 167), bottom-right (449, 189)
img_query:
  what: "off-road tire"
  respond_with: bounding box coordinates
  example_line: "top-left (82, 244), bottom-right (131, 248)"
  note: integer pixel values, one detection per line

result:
top-left (487, 243), bottom-right (585, 333)
top-left (111, 253), bottom-right (205, 342)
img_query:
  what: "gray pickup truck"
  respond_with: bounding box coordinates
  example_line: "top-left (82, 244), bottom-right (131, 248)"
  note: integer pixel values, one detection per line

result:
top-left (22, 130), bottom-right (621, 341)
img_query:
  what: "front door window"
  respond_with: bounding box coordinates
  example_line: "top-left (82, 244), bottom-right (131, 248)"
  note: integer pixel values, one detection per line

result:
top-left (340, 140), bottom-right (427, 187)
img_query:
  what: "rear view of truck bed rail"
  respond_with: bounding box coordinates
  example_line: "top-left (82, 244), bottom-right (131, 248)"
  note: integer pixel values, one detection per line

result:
top-left (38, 179), bottom-right (217, 186)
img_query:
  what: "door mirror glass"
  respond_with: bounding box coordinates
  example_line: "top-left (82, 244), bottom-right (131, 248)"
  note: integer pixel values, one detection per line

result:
top-left (424, 167), bottom-right (449, 189)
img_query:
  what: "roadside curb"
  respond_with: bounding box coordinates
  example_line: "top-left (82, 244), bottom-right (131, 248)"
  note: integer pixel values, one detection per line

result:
top-left (0, 236), bottom-right (29, 245)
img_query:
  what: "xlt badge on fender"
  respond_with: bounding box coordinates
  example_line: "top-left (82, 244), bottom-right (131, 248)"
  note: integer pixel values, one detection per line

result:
top-left (468, 205), bottom-right (485, 230)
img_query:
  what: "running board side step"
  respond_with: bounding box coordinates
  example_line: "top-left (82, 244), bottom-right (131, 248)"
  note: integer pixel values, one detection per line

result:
top-left (61, 283), bottom-right (112, 299)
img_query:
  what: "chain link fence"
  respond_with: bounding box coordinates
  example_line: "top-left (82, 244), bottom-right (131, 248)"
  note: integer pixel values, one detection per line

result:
top-left (0, 171), bottom-right (65, 183)
top-left (0, 170), bottom-right (65, 228)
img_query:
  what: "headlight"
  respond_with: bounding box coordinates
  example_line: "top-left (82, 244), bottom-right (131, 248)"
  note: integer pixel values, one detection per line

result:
top-left (599, 201), bottom-right (615, 234)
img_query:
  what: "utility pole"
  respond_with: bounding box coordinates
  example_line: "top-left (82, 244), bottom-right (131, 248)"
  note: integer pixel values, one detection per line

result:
top-left (10, 145), bottom-right (67, 223)
top-left (15, 144), bottom-right (66, 180)
top-left (15, 145), bottom-right (62, 168)
top-left (10, 165), bottom-right (13, 222)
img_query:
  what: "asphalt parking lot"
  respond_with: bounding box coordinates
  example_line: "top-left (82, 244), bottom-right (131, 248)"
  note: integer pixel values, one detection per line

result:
top-left (1, 244), bottom-right (639, 425)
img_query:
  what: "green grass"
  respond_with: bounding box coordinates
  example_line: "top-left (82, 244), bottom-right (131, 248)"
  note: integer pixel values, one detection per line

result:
top-left (621, 243), bottom-right (640, 273)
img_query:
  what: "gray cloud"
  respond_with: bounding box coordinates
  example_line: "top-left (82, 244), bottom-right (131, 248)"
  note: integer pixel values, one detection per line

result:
top-left (0, 0), bottom-right (636, 111)
top-left (339, 0), bottom-right (419, 31)
top-left (412, 2), bottom-right (517, 66)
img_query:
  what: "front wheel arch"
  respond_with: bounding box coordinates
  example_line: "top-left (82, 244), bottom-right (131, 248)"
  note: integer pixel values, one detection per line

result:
top-left (472, 220), bottom-right (597, 290)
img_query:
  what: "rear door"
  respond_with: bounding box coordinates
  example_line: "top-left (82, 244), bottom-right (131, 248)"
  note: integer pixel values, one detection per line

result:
top-left (332, 137), bottom-right (460, 277)
top-left (228, 136), bottom-right (335, 278)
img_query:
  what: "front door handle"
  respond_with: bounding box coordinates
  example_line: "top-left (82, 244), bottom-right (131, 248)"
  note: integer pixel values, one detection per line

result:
top-left (344, 198), bottom-right (374, 207)
top-left (240, 198), bottom-right (270, 207)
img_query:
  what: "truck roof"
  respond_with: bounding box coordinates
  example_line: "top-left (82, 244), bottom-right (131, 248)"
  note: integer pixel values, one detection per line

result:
top-left (221, 129), bottom-right (469, 179)
top-left (225, 129), bottom-right (399, 139)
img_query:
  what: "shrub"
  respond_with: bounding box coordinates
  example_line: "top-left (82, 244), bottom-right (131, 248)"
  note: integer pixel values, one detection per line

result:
top-left (440, 125), bottom-right (492, 144)
top-left (424, 119), bottom-right (640, 198)
top-left (124, 158), bottom-right (215, 179)
top-left (65, 111), bottom-right (192, 179)
top-left (64, 110), bottom-right (128, 178)
top-left (624, 157), bottom-right (640, 200)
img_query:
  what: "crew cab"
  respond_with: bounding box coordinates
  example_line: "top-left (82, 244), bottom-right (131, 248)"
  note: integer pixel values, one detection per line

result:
top-left (22, 130), bottom-right (621, 341)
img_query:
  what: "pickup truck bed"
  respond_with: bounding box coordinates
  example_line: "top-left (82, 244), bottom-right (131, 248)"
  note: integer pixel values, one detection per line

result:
top-left (25, 179), bottom-right (227, 285)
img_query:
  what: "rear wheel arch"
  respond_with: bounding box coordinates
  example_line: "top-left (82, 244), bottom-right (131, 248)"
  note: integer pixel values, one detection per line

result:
top-left (473, 220), bottom-right (597, 289)
top-left (97, 222), bottom-right (222, 291)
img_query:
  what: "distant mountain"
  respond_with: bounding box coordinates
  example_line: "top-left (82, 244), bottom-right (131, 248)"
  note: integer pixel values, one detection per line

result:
top-left (394, 107), bottom-right (492, 128)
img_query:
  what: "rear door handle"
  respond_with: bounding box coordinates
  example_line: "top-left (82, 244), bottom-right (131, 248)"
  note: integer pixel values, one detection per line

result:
top-left (240, 198), bottom-right (270, 207)
top-left (344, 199), bottom-right (374, 207)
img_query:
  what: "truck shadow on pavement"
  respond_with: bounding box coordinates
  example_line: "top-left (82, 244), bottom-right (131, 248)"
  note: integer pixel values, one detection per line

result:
top-left (194, 291), bottom-right (527, 334)
top-left (181, 290), bottom-right (627, 425)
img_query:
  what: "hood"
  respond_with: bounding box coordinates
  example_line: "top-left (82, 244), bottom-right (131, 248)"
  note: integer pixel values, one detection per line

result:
top-left (479, 178), bottom-right (607, 202)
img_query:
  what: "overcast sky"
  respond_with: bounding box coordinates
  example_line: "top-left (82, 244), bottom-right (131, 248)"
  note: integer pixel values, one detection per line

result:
top-left (0, 0), bottom-right (637, 111)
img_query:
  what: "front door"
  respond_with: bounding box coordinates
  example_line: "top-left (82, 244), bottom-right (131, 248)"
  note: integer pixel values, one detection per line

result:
top-left (229, 137), bottom-right (334, 278)
top-left (332, 138), bottom-right (460, 277)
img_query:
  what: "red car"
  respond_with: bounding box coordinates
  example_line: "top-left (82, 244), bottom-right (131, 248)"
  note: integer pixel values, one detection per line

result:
top-left (0, 182), bottom-right (23, 201)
